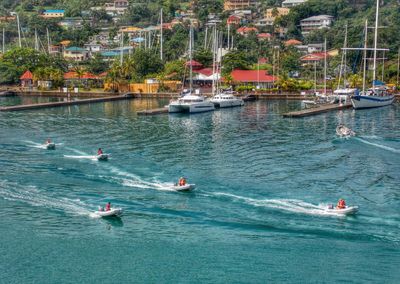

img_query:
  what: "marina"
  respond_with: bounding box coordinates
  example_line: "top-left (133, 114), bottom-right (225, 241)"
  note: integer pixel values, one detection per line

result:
top-left (1, 99), bottom-right (399, 283)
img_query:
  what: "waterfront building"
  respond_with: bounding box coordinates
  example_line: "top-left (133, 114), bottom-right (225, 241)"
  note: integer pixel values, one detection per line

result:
top-left (230, 70), bottom-right (277, 89)
top-left (20, 70), bottom-right (33, 87)
top-left (300, 15), bottom-right (334, 35)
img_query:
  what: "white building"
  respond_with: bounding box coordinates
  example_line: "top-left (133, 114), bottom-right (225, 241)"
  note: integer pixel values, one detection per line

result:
top-left (282, 0), bottom-right (308, 8)
top-left (300, 15), bottom-right (334, 35)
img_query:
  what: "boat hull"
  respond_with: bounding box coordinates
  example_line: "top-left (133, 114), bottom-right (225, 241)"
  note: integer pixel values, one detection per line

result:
top-left (97, 154), bottom-right (109, 161)
top-left (172, 184), bottom-right (196, 192)
top-left (168, 102), bottom-right (214, 113)
top-left (351, 94), bottom-right (395, 109)
top-left (95, 208), bottom-right (123, 217)
top-left (211, 99), bottom-right (244, 108)
top-left (46, 143), bottom-right (56, 150)
top-left (325, 206), bottom-right (358, 215)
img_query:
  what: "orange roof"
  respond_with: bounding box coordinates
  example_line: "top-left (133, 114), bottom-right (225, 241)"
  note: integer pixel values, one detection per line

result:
top-left (258, 33), bottom-right (272, 38)
top-left (64, 71), bottom-right (98, 79)
top-left (237, 27), bottom-right (258, 34)
top-left (20, 70), bottom-right (33, 80)
top-left (285, 39), bottom-right (302, 46)
top-left (230, 70), bottom-right (277, 83)
top-left (300, 52), bottom-right (329, 61)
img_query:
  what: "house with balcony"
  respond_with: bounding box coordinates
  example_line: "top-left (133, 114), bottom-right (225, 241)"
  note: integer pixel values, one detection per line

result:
top-left (224, 0), bottom-right (259, 11)
top-left (63, 47), bottom-right (90, 62)
top-left (300, 15), bottom-right (334, 35)
top-left (105, 0), bottom-right (129, 16)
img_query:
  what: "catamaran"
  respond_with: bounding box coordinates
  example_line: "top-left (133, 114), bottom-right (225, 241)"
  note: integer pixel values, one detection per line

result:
top-left (168, 26), bottom-right (214, 114)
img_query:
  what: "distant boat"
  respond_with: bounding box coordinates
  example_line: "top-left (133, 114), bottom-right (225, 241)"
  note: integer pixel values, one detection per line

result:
top-left (45, 142), bottom-right (56, 150)
top-left (211, 90), bottom-right (244, 108)
top-left (336, 124), bottom-right (355, 138)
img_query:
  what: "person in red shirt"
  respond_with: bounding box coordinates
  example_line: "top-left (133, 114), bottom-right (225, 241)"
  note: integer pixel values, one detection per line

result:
top-left (97, 148), bottom-right (103, 155)
top-left (336, 199), bottom-right (346, 209)
top-left (105, 202), bottom-right (111, 211)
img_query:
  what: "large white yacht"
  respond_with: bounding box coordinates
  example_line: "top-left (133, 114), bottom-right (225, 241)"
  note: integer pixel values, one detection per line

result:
top-left (211, 90), bottom-right (244, 108)
top-left (168, 90), bottom-right (215, 113)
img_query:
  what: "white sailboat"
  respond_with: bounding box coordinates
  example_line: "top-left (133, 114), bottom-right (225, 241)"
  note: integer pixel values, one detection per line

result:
top-left (350, 0), bottom-right (395, 109)
top-left (210, 27), bottom-right (244, 108)
top-left (168, 26), bottom-right (214, 113)
top-left (334, 24), bottom-right (357, 103)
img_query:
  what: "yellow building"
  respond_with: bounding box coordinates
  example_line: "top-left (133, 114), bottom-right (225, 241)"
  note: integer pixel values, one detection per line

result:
top-left (224, 0), bottom-right (259, 11)
top-left (263, 7), bottom-right (290, 26)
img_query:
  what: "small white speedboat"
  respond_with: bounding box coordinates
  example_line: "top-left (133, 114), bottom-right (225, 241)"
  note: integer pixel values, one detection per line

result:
top-left (172, 184), bottom-right (196, 192)
top-left (97, 154), bottom-right (109, 161)
top-left (45, 143), bottom-right (56, 150)
top-left (336, 124), bottom-right (355, 138)
top-left (95, 208), bottom-right (123, 217)
top-left (325, 206), bottom-right (358, 215)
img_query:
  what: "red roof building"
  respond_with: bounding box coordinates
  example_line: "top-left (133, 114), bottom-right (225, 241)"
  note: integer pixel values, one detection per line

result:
top-left (300, 52), bottom-right (329, 63)
top-left (257, 33), bottom-right (272, 41)
top-left (237, 26), bottom-right (259, 36)
top-left (227, 15), bottom-right (241, 25)
top-left (185, 60), bottom-right (203, 70)
top-left (230, 69), bottom-right (277, 88)
top-left (63, 71), bottom-right (98, 80)
top-left (20, 70), bottom-right (33, 87)
top-left (285, 39), bottom-right (302, 47)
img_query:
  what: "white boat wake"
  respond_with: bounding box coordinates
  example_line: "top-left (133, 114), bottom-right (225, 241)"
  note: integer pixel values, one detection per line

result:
top-left (213, 192), bottom-right (353, 217)
top-left (354, 137), bottom-right (400, 153)
top-left (0, 180), bottom-right (94, 217)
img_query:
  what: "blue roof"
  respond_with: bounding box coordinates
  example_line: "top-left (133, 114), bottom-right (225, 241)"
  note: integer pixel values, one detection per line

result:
top-left (101, 51), bottom-right (119, 57)
top-left (65, 46), bottom-right (86, 51)
top-left (44, 10), bottom-right (65, 13)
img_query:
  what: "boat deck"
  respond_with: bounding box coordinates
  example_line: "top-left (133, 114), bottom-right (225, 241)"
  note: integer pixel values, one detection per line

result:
top-left (283, 103), bottom-right (352, 118)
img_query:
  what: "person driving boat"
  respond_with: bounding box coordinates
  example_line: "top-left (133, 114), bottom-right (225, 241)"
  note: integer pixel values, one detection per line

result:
top-left (336, 199), bottom-right (346, 209)
top-left (178, 177), bottom-right (187, 186)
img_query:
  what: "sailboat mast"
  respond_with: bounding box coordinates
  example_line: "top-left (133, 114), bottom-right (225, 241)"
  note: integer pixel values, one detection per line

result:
top-left (397, 47), bottom-right (400, 86)
top-left (324, 38), bottom-right (327, 95)
top-left (362, 19), bottom-right (368, 93)
top-left (189, 26), bottom-right (193, 91)
top-left (2, 27), bottom-right (5, 54)
top-left (211, 25), bottom-right (217, 95)
top-left (337, 24), bottom-right (348, 89)
top-left (160, 8), bottom-right (163, 61)
top-left (372, 0), bottom-right (379, 87)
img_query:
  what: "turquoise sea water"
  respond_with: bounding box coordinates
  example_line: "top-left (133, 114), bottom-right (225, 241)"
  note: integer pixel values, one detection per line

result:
top-left (0, 99), bottom-right (399, 283)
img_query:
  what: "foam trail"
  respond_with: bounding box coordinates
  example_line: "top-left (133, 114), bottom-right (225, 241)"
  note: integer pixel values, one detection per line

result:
top-left (354, 137), bottom-right (400, 153)
top-left (107, 166), bottom-right (173, 190)
top-left (64, 155), bottom-right (97, 160)
top-left (24, 140), bottom-right (48, 149)
top-left (212, 192), bottom-right (349, 217)
top-left (0, 180), bottom-right (93, 217)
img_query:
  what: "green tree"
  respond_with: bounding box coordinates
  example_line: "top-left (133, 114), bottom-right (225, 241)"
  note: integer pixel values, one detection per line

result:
top-left (194, 48), bottom-right (213, 67)
top-left (222, 51), bottom-right (251, 76)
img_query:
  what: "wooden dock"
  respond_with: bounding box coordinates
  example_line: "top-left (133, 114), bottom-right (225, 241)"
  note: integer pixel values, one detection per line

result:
top-left (283, 103), bottom-right (352, 118)
top-left (0, 94), bottom-right (134, 112)
top-left (137, 107), bottom-right (168, 116)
